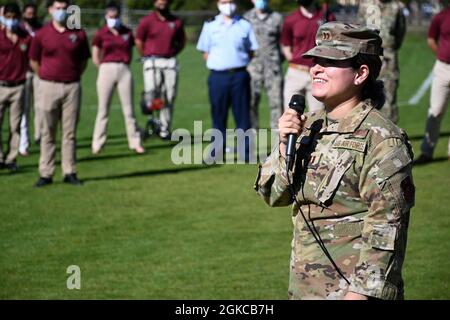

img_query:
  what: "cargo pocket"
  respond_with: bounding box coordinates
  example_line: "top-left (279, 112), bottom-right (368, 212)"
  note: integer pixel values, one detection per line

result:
top-left (369, 224), bottom-right (398, 251)
top-left (315, 150), bottom-right (355, 204)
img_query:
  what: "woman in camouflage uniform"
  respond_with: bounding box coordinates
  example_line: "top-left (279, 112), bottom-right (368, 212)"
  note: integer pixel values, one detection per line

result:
top-left (255, 22), bottom-right (415, 300)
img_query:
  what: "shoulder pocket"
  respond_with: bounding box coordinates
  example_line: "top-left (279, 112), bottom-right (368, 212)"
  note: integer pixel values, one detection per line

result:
top-left (315, 150), bottom-right (355, 204)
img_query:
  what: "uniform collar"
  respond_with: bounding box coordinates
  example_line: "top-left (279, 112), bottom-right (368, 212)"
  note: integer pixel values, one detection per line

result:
top-left (305, 100), bottom-right (374, 134)
top-left (215, 14), bottom-right (240, 24)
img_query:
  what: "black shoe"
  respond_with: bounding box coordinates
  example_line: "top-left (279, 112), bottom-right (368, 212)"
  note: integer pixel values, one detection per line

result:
top-left (63, 173), bottom-right (83, 186)
top-left (413, 154), bottom-right (433, 165)
top-left (34, 177), bottom-right (53, 188)
top-left (0, 162), bottom-right (5, 170)
top-left (5, 162), bottom-right (18, 173)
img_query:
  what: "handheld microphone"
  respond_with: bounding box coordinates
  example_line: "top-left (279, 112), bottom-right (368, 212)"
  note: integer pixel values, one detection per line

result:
top-left (285, 94), bottom-right (306, 171)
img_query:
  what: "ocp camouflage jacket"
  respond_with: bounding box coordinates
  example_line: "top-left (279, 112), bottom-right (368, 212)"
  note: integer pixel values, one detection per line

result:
top-left (255, 100), bottom-right (415, 300)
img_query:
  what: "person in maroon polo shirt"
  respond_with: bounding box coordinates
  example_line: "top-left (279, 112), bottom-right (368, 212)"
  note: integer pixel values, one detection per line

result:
top-left (280, 0), bottom-right (334, 112)
top-left (0, 3), bottom-right (32, 173)
top-left (91, 1), bottom-right (145, 155)
top-left (135, 0), bottom-right (186, 140)
top-left (29, 0), bottom-right (91, 188)
top-left (414, 2), bottom-right (450, 164)
top-left (19, 3), bottom-right (43, 157)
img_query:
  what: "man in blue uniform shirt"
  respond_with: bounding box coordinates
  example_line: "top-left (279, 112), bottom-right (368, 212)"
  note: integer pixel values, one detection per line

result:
top-left (197, 0), bottom-right (258, 163)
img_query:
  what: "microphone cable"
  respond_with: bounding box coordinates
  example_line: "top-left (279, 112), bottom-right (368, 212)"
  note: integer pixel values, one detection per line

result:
top-left (286, 165), bottom-right (351, 285)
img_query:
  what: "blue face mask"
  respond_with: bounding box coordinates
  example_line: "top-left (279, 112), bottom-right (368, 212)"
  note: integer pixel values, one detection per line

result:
top-left (255, 0), bottom-right (269, 10)
top-left (4, 18), bottom-right (20, 30)
top-left (52, 9), bottom-right (67, 23)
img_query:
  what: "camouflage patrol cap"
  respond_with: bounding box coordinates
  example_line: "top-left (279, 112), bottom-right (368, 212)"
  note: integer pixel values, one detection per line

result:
top-left (303, 22), bottom-right (384, 61)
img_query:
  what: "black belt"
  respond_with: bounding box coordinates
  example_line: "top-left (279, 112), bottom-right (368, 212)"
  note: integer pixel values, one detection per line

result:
top-left (0, 80), bottom-right (26, 87)
top-left (211, 67), bottom-right (247, 74)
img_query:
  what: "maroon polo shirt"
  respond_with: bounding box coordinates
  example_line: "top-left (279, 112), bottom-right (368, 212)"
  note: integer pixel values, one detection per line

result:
top-left (136, 12), bottom-right (186, 57)
top-left (29, 22), bottom-right (91, 83)
top-left (92, 25), bottom-right (134, 65)
top-left (428, 8), bottom-right (450, 64)
top-left (0, 27), bottom-right (32, 82)
top-left (281, 8), bottom-right (335, 67)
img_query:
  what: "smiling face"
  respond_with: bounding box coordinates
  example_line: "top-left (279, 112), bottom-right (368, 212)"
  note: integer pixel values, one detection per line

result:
top-left (310, 57), bottom-right (369, 108)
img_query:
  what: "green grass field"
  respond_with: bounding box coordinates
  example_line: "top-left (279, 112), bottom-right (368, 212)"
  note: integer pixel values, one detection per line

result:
top-left (0, 31), bottom-right (449, 299)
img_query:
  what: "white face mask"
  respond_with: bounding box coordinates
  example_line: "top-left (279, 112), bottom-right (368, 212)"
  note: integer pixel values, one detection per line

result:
top-left (218, 3), bottom-right (237, 17)
top-left (106, 17), bottom-right (120, 29)
top-left (4, 18), bottom-right (19, 30)
top-left (52, 8), bottom-right (67, 23)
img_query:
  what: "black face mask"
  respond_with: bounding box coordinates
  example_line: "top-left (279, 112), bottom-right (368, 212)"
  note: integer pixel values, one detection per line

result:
top-left (155, 7), bottom-right (170, 16)
top-left (24, 17), bottom-right (38, 26)
top-left (297, 0), bottom-right (314, 7)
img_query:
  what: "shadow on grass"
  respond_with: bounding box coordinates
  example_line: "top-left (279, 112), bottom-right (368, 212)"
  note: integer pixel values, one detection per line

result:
top-left (413, 156), bottom-right (449, 167)
top-left (17, 151), bottom-right (149, 170)
top-left (409, 131), bottom-right (450, 141)
top-left (77, 133), bottom-right (127, 143)
top-left (83, 164), bottom-right (221, 183)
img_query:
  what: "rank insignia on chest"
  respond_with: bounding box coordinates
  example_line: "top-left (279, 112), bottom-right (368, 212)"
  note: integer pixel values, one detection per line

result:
top-left (332, 138), bottom-right (367, 153)
top-left (20, 43), bottom-right (28, 52)
top-left (169, 22), bottom-right (176, 29)
top-left (122, 34), bottom-right (129, 42)
top-left (307, 153), bottom-right (322, 170)
top-left (69, 34), bottom-right (78, 43)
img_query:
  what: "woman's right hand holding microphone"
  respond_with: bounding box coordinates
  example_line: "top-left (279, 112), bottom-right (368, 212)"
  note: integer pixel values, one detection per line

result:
top-left (278, 109), bottom-right (307, 158)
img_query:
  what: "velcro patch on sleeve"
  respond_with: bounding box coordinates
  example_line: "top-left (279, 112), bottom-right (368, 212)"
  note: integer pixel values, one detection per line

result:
top-left (374, 145), bottom-right (412, 185)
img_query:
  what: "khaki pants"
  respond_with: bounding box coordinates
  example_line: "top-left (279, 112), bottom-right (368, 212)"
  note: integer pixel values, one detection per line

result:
top-left (92, 63), bottom-right (141, 151)
top-left (283, 66), bottom-right (323, 113)
top-left (0, 84), bottom-right (25, 164)
top-left (143, 57), bottom-right (179, 132)
top-left (20, 72), bottom-right (42, 153)
top-left (39, 80), bottom-right (81, 178)
top-left (421, 60), bottom-right (450, 157)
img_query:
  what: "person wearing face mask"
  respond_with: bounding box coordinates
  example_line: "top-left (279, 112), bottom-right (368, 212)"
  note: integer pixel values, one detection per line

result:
top-left (358, 0), bottom-right (406, 125)
top-left (281, 0), bottom-right (335, 113)
top-left (135, 0), bottom-right (186, 141)
top-left (244, 0), bottom-right (283, 130)
top-left (0, 3), bottom-right (32, 173)
top-left (255, 22), bottom-right (415, 300)
top-left (197, 0), bottom-right (259, 163)
top-left (29, 0), bottom-right (91, 187)
top-left (91, 1), bottom-right (144, 155)
top-left (19, 3), bottom-right (43, 157)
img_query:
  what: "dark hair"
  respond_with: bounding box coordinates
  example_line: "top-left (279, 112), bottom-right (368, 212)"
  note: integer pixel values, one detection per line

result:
top-left (4, 3), bottom-right (21, 17)
top-left (46, 0), bottom-right (70, 8)
top-left (351, 53), bottom-right (385, 110)
top-left (105, 1), bottom-right (121, 14)
top-left (23, 2), bottom-right (37, 12)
